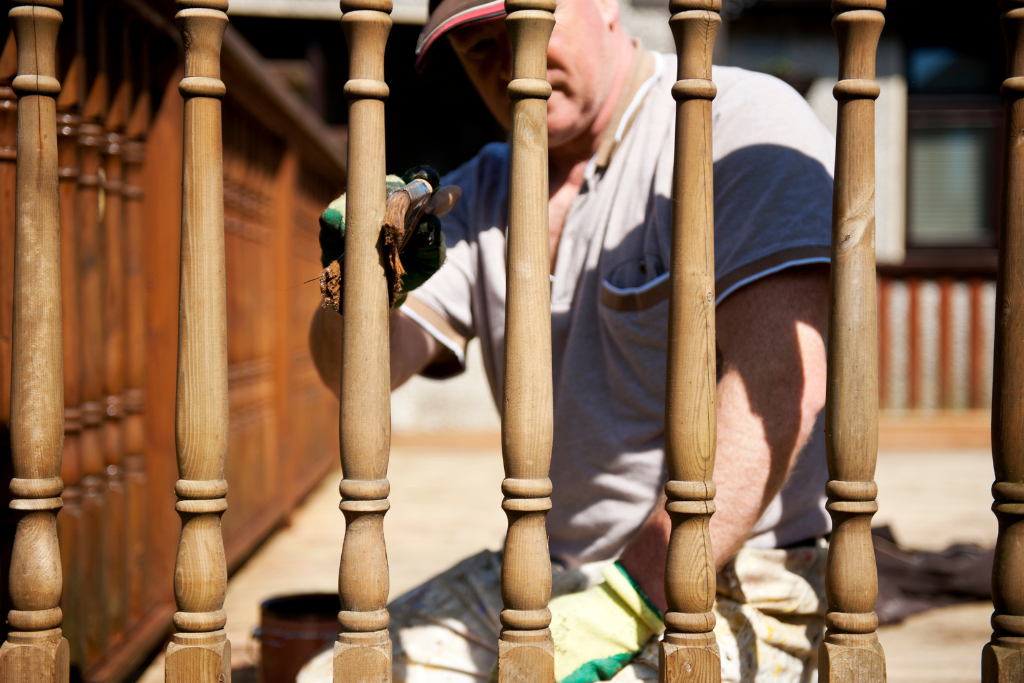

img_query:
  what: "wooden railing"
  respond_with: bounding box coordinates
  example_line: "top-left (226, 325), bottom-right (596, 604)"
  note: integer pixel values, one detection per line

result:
top-left (878, 275), bottom-right (996, 412)
top-left (0, 1), bottom-right (342, 680)
top-left (0, 1), bottom-right (1022, 683)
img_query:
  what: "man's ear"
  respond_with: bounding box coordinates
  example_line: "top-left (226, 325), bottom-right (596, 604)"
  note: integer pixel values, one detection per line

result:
top-left (594, 0), bottom-right (620, 29)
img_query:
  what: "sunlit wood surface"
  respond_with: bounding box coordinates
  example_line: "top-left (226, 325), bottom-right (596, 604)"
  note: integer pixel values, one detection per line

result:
top-left (128, 444), bottom-right (993, 683)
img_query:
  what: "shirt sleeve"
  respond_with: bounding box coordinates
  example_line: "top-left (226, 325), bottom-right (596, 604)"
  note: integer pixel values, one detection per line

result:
top-left (400, 143), bottom-right (508, 378)
top-left (702, 68), bottom-right (836, 303)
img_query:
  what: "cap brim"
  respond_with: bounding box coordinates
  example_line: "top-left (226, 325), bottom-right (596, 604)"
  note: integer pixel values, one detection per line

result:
top-left (414, 0), bottom-right (507, 72)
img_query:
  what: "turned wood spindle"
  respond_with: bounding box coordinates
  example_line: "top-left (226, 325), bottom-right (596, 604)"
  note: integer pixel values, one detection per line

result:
top-left (122, 63), bottom-right (151, 630)
top-left (984, 3), bottom-right (1024, 681)
top-left (77, 39), bottom-right (110, 666)
top-left (100, 23), bottom-right (131, 642)
top-left (819, 2), bottom-right (886, 681)
top-left (164, 2), bottom-right (231, 681)
top-left (335, 0), bottom-right (394, 679)
top-left (0, 30), bottom-right (16, 657)
top-left (0, 34), bottom-right (15, 439)
top-left (56, 44), bottom-right (85, 669)
top-left (498, 1), bottom-right (556, 680)
top-left (660, 1), bottom-right (721, 681)
top-left (0, 2), bottom-right (71, 680)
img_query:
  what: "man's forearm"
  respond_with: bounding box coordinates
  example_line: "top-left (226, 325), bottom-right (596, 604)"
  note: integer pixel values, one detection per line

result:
top-left (309, 306), bottom-right (442, 397)
top-left (310, 306), bottom-right (345, 397)
top-left (617, 371), bottom-right (794, 612)
top-left (617, 374), bottom-right (818, 612)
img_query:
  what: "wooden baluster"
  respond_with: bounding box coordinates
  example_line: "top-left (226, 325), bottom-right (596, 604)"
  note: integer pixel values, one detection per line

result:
top-left (56, 44), bottom-right (85, 669)
top-left (985, 3), bottom-right (1024, 680)
top-left (100, 21), bottom-right (130, 642)
top-left (334, 0), bottom-right (393, 678)
top-left (77, 92), bottom-right (109, 671)
top-left (819, 1), bottom-right (886, 681)
top-left (78, 22), bottom-right (110, 664)
top-left (498, 1), bottom-right (556, 680)
top-left (660, 2), bottom-right (721, 681)
top-left (0, 29), bottom-right (17, 655)
top-left (164, 2), bottom-right (231, 681)
top-left (0, 33), bottom-right (16, 439)
top-left (122, 47), bottom-right (151, 631)
top-left (0, 1), bottom-right (71, 680)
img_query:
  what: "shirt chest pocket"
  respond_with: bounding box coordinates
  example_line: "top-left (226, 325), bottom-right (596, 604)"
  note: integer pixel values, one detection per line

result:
top-left (596, 265), bottom-right (671, 426)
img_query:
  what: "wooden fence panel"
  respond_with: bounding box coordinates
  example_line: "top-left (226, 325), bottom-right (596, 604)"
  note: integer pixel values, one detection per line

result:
top-left (0, 3), bottom-right (345, 679)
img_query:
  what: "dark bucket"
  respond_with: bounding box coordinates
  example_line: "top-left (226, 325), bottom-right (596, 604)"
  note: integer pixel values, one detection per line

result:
top-left (259, 593), bottom-right (339, 683)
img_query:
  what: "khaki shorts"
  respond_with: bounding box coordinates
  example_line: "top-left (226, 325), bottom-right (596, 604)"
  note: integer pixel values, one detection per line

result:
top-left (298, 545), bottom-right (828, 683)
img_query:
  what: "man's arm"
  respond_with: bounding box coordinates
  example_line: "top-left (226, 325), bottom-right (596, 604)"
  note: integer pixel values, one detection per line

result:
top-left (618, 264), bottom-right (829, 611)
top-left (309, 306), bottom-right (443, 397)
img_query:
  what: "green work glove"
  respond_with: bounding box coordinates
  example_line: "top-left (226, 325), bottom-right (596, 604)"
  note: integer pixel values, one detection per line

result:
top-left (318, 166), bottom-right (446, 309)
top-left (549, 562), bottom-right (665, 683)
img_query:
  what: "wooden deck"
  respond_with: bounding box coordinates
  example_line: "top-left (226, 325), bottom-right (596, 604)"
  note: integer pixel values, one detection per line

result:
top-left (135, 443), bottom-right (996, 683)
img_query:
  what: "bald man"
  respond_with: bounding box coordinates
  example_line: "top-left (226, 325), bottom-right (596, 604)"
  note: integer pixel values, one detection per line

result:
top-left (305, 0), bottom-right (836, 680)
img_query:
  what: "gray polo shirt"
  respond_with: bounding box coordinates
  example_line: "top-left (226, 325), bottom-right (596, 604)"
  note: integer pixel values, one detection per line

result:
top-left (401, 53), bottom-right (836, 568)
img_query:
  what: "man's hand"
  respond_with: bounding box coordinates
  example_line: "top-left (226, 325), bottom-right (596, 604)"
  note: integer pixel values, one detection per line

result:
top-left (319, 166), bottom-right (450, 311)
top-left (309, 307), bottom-right (443, 397)
top-left (618, 265), bottom-right (830, 611)
top-left (310, 166), bottom-right (455, 398)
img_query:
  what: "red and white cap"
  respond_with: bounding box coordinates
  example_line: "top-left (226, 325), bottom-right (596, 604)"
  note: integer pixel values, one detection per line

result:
top-left (414, 0), bottom-right (507, 71)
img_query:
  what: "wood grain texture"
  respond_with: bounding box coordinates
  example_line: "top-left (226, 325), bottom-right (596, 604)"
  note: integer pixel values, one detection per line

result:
top-left (56, 50), bottom-right (84, 671)
top-left (984, 3), bottom-right (1024, 681)
top-left (0, 35), bottom-right (16, 431)
top-left (0, 3), bottom-right (345, 676)
top-left (0, 2), bottom-right (71, 681)
top-left (165, 2), bottom-right (232, 681)
top-left (498, 2), bottom-right (556, 681)
top-left (123, 83), bottom-right (151, 632)
top-left (335, 0), bottom-right (394, 679)
top-left (820, 2), bottom-right (887, 681)
top-left (101, 49), bottom-right (130, 650)
top-left (77, 68), bottom-right (110, 668)
top-left (660, 2), bottom-right (721, 682)
top-left (79, 6), bottom-right (118, 666)
top-left (0, 30), bottom-right (16, 671)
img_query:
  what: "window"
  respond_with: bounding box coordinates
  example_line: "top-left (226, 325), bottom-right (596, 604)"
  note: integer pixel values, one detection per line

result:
top-left (908, 123), bottom-right (995, 246)
top-left (904, 47), bottom-right (1003, 249)
top-left (909, 47), bottom-right (992, 95)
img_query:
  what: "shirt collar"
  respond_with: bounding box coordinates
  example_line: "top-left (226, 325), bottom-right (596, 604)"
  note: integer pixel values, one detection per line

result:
top-left (592, 42), bottom-right (661, 171)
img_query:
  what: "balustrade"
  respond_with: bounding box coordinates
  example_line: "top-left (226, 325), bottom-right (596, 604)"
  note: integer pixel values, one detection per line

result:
top-left (0, 2), bottom-right (1019, 683)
